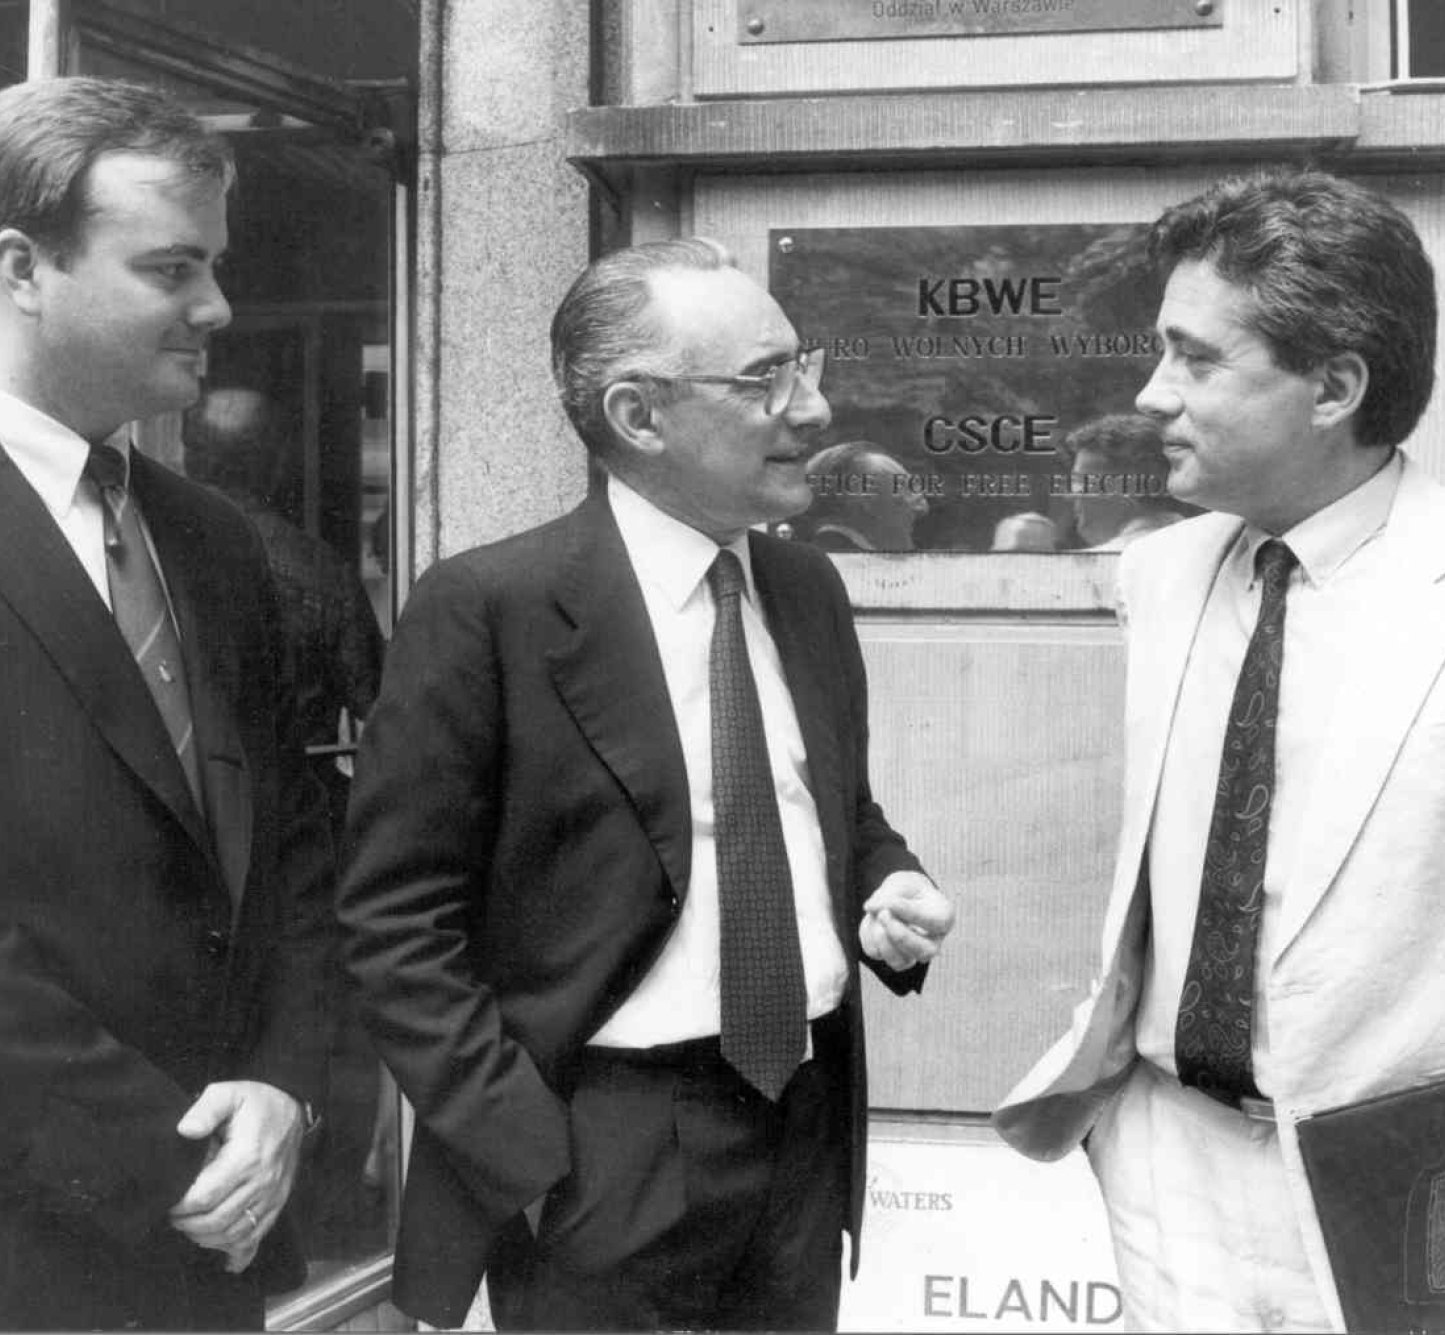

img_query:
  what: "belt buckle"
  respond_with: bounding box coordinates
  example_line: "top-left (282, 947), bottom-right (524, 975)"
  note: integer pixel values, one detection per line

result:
top-left (1238, 1095), bottom-right (1277, 1123)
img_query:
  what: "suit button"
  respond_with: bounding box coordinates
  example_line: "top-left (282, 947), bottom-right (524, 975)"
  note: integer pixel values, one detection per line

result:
top-left (204, 930), bottom-right (229, 959)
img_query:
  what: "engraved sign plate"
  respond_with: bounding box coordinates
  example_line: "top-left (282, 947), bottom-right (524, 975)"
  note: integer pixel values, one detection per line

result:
top-left (739, 0), bottom-right (1221, 44)
top-left (770, 224), bottom-right (1197, 555)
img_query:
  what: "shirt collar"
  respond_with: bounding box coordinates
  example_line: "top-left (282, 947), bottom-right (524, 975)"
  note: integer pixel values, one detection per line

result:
top-left (607, 473), bottom-right (756, 610)
top-left (1238, 450), bottom-right (1402, 589)
top-left (0, 389), bottom-right (131, 520)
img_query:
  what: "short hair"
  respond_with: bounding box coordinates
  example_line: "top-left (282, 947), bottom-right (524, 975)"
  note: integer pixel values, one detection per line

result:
top-left (0, 77), bottom-right (234, 264)
top-left (1061, 413), bottom-right (1191, 518)
top-left (806, 439), bottom-right (893, 480)
top-left (1149, 170), bottom-right (1436, 449)
top-left (794, 440), bottom-right (916, 541)
top-left (550, 237), bottom-right (734, 458)
top-left (802, 440), bottom-right (895, 522)
top-left (1061, 413), bottom-right (1166, 469)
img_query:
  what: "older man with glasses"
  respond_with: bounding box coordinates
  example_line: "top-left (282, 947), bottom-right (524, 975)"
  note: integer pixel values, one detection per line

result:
top-left (339, 237), bottom-right (955, 1332)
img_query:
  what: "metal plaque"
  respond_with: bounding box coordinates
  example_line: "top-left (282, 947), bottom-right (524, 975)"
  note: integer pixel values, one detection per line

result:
top-left (770, 224), bottom-right (1196, 555)
top-left (739, 0), bottom-right (1221, 44)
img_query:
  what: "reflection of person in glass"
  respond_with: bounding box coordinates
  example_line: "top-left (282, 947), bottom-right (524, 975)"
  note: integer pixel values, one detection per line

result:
top-left (797, 439), bottom-right (928, 551)
top-left (1061, 412), bottom-right (1189, 550)
top-left (990, 510), bottom-right (1059, 552)
top-left (184, 386), bottom-right (392, 1251)
top-left (182, 386), bottom-right (385, 815)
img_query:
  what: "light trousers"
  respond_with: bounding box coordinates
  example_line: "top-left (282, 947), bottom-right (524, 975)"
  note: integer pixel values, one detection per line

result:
top-left (1088, 1059), bottom-right (1335, 1333)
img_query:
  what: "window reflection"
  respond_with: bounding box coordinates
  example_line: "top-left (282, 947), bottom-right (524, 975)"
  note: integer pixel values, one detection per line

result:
top-left (290, 994), bottom-right (401, 1290)
top-left (0, 1), bottom-right (25, 89)
top-left (1402, 0), bottom-right (1445, 77)
top-left (121, 91), bottom-right (404, 1317)
top-left (58, 0), bottom-right (413, 1319)
top-left (190, 139), bottom-right (401, 1299)
top-left (359, 345), bottom-right (394, 638)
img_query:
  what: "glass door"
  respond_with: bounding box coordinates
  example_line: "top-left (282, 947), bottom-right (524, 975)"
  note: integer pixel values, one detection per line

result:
top-left (49, 1), bottom-right (417, 1323)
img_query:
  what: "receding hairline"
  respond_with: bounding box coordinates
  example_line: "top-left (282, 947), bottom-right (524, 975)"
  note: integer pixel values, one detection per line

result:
top-left (640, 263), bottom-right (797, 370)
top-left (50, 150), bottom-right (229, 271)
top-left (80, 147), bottom-right (232, 212)
top-left (0, 78), bottom-right (234, 260)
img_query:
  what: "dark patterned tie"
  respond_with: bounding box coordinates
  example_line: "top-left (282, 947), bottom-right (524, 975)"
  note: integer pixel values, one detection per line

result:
top-left (1175, 538), bottom-right (1297, 1106)
top-left (85, 445), bottom-right (204, 810)
top-left (708, 549), bottom-right (807, 1101)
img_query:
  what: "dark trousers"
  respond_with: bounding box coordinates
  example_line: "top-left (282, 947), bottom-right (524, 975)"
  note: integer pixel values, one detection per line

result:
top-left (491, 1014), bottom-right (851, 1332)
top-left (0, 1207), bottom-right (264, 1331)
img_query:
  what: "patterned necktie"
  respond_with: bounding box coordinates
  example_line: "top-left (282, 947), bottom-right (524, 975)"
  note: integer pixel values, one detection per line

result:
top-left (708, 549), bottom-right (808, 1101)
top-left (85, 445), bottom-right (204, 810)
top-left (1175, 538), bottom-right (1298, 1106)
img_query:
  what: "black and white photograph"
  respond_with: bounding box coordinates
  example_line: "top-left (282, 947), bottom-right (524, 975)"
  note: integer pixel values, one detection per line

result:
top-left (1, 3), bottom-right (1443, 1334)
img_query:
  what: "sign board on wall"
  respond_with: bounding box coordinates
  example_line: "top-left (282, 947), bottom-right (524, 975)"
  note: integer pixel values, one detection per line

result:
top-left (740, 0), bottom-right (1222, 44)
top-left (769, 224), bottom-right (1194, 554)
top-left (695, 0), bottom-right (1294, 94)
top-left (840, 1130), bottom-right (1122, 1331)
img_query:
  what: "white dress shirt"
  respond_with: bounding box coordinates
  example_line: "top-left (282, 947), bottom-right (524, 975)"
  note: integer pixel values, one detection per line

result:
top-left (1136, 452), bottom-right (1403, 1095)
top-left (589, 475), bottom-right (846, 1048)
top-left (0, 389), bottom-right (116, 608)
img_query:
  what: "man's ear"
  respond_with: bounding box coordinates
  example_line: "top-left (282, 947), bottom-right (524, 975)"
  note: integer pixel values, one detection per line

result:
top-left (602, 380), bottom-right (666, 459)
top-left (1312, 350), bottom-right (1369, 432)
top-left (0, 229), bottom-right (44, 315)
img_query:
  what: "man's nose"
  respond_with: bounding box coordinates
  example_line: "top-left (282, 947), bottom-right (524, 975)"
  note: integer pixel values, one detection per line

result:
top-left (1135, 365), bottom-right (1181, 420)
top-left (785, 377), bottom-right (831, 431)
top-left (191, 272), bottom-right (232, 333)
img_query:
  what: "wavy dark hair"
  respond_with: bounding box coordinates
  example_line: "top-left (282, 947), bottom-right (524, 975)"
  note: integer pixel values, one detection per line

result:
top-left (1149, 170), bottom-right (1436, 449)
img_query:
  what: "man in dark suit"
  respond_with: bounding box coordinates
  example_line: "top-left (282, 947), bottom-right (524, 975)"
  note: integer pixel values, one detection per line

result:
top-left (339, 237), bottom-right (955, 1331)
top-left (0, 78), bottom-right (333, 1330)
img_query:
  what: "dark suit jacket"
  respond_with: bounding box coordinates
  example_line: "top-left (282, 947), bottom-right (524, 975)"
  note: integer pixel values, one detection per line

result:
top-left (340, 489), bottom-right (926, 1326)
top-left (0, 449), bottom-right (334, 1329)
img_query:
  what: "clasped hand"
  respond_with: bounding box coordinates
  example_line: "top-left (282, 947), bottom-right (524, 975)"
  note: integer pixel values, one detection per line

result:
top-left (859, 870), bottom-right (957, 970)
top-left (168, 1080), bottom-right (304, 1274)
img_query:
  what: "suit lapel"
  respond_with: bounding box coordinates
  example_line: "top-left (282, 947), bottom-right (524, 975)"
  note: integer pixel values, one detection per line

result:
top-left (749, 537), bottom-right (849, 919)
top-left (133, 455), bottom-right (252, 902)
top-left (1272, 459), bottom-right (1445, 959)
top-left (0, 449), bottom-right (212, 854)
top-left (1113, 513), bottom-right (1242, 910)
top-left (548, 493), bottom-right (692, 900)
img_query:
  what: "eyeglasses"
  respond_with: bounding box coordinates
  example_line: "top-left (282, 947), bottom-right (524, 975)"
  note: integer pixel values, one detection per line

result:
top-left (649, 347), bottom-right (826, 417)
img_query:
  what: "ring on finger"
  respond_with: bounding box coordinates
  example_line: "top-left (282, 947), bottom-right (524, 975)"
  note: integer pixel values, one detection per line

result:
top-left (244, 1205), bottom-right (259, 1233)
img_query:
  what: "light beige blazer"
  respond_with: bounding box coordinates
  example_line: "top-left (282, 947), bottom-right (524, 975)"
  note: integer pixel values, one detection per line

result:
top-left (993, 455), bottom-right (1445, 1324)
